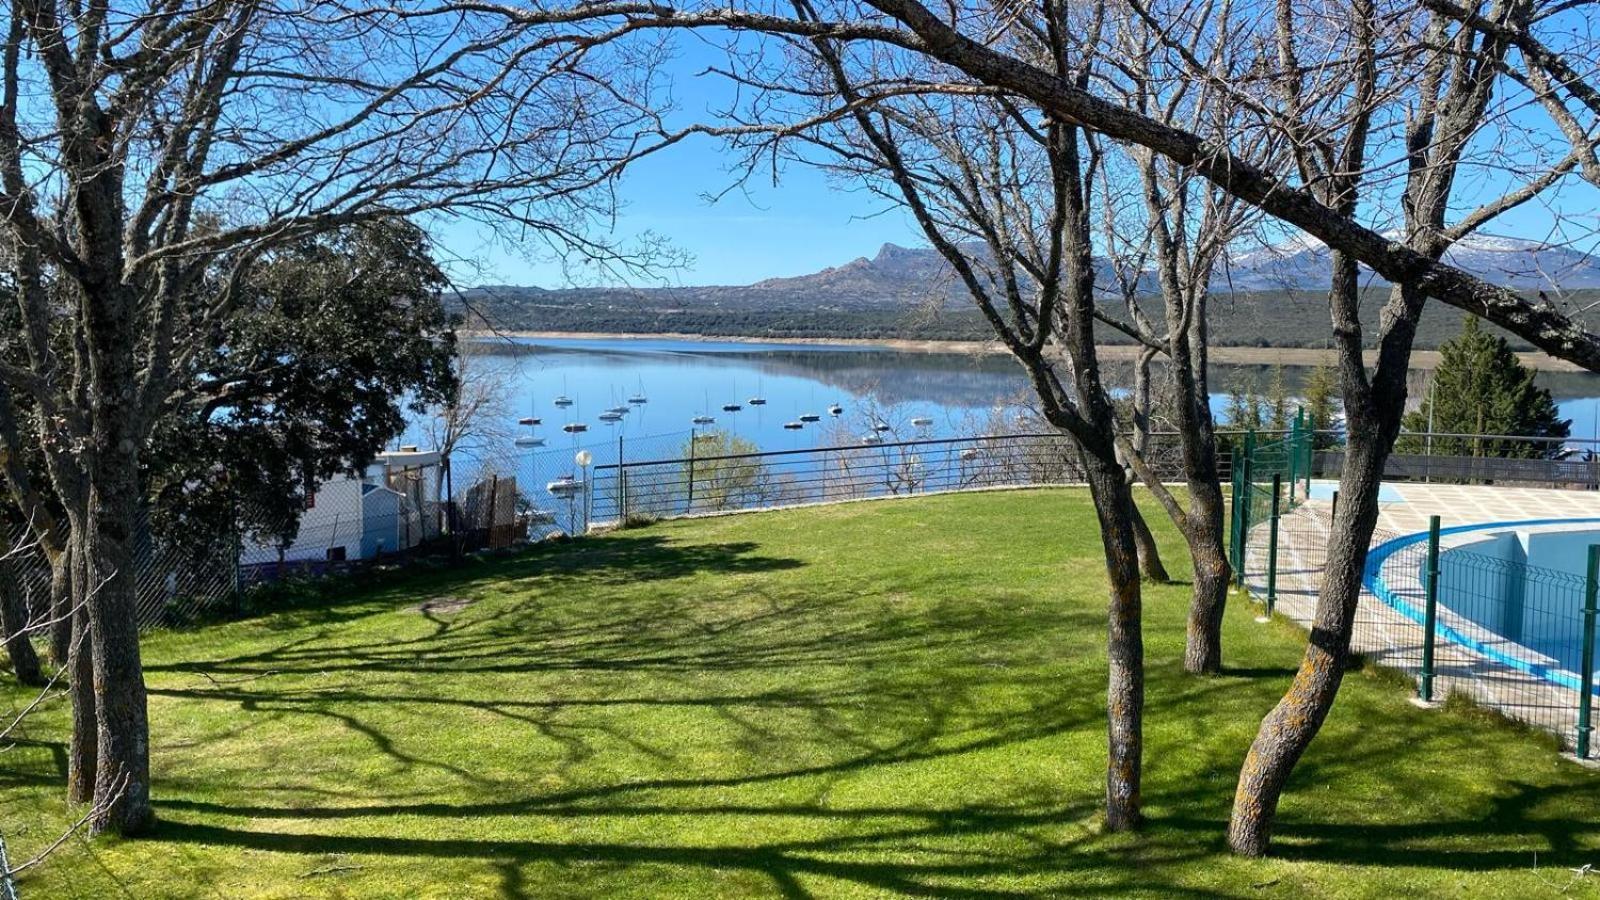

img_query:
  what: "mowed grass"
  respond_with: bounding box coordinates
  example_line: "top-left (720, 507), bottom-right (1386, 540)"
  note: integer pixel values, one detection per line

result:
top-left (2, 489), bottom-right (1597, 898)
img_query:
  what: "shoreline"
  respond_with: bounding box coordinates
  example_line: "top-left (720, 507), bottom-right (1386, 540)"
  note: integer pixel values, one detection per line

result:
top-left (462, 329), bottom-right (1586, 373)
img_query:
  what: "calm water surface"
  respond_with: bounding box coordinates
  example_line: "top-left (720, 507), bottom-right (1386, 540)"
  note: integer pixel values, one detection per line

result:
top-left (428, 335), bottom-right (1600, 462)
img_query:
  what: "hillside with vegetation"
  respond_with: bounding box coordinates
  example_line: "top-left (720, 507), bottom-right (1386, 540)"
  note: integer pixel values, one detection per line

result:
top-left (458, 239), bottom-right (1600, 350)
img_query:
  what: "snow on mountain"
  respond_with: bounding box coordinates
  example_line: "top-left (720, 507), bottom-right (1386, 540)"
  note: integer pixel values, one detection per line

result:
top-left (1222, 231), bottom-right (1600, 291)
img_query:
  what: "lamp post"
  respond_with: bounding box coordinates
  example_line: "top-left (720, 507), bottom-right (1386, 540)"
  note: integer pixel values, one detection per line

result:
top-left (575, 449), bottom-right (593, 534)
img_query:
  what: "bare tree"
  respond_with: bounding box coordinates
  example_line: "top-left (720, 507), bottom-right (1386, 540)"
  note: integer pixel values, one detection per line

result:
top-left (1084, 0), bottom-right (1273, 673)
top-left (696, 0), bottom-right (1157, 827)
top-left (0, 0), bottom-right (682, 835)
top-left (1225, 0), bottom-right (1599, 854)
top-left (421, 344), bottom-right (519, 505)
top-left (0, 524), bottom-right (41, 686)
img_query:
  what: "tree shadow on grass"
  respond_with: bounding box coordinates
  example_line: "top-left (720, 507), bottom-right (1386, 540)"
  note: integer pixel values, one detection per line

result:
top-left (32, 525), bottom-right (1600, 897)
top-left (155, 808), bottom-right (1226, 900)
top-left (149, 534), bottom-right (810, 678)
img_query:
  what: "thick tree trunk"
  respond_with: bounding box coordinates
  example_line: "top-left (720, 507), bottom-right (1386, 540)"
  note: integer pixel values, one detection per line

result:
top-left (1084, 450), bottom-right (1144, 832)
top-left (1227, 418), bottom-right (1389, 854)
top-left (1182, 483), bottom-right (1231, 675)
top-left (1129, 501), bottom-right (1170, 583)
top-left (48, 546), bottom-right (71, 666)
top-left (0, 553), bottom-right (43, 686)
top-left (83, 477), bottom-right (154, 834)
top-left (66, 540), bottom-right (97, 804)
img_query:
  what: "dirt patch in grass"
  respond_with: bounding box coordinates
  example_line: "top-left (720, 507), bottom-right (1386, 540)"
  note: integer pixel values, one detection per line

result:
top-left (410, 595), bottom-right (474, 615)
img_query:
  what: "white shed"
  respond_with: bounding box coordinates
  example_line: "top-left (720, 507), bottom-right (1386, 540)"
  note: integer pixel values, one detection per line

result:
top-left (255, 448), bottom-right (443, 564)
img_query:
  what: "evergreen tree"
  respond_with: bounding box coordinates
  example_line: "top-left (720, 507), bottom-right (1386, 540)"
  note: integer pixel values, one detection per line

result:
top-left (1400, 317), bottom-right (1570, 458)
top-left (1224, 373), bottom-right (1263, 431)
top-left (1301, 365), bottom-right (1341, 450)
top-left (1266, 366), bottom-right (1291, 434)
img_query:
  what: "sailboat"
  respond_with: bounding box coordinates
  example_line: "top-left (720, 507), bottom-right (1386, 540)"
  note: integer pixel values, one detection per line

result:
top-left (628, 377), bottom-right (648, 405)
top-left (693, 389), bottom-right (716, 426)
top-left (553, 376), bottom-right (573, 408)
top-left (514, 400), bottom-right (545, 447)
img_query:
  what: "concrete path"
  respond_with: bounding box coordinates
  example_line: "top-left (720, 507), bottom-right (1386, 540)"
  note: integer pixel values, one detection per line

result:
top-left (1242, 481), bottom-right (1600, 754)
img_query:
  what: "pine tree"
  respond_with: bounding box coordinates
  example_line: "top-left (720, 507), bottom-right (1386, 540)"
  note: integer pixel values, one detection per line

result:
top-left (1401, 317), bottom-right (1570, 458)
top-left (1301, 365), bottom-right (1340, 450)
top-left (1266, 366), bottom-right (1291, 434)
top-left (1224, 373), bottom-right (1263, 431)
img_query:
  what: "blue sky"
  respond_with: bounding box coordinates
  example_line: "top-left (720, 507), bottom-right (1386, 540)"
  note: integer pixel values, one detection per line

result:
top-left (434, 35), bottom-right (926, 290)
top-left (430, 32), bottom-right (1600, 291)
top-left (436, 140), bottom-right (923, 289)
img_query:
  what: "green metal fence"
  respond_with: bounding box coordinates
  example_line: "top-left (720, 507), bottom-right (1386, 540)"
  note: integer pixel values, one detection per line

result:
top-left (1229, 416), bottom-right (1600, 757)
top-left (1228, 409), bottom-right (1315, 612)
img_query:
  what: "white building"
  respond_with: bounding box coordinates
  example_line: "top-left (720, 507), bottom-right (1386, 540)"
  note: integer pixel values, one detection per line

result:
top-left (256, 448), bottom-right (442, 564)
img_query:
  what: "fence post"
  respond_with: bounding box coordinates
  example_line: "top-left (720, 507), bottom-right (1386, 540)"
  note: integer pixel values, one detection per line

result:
top-left (1265, 473), bottom-right (1282, 618)
top-left (687, 428), bottom-right (697, 512)
top-left (618, 432), bottom-right (627, 522)
top-left (1420, 515), bottom-right (1442, 704)
top-left (1299, 409), bottom-right (1312, 493)
top-left (1288, 409), bottom-right (1301, 505)
top-left (1228, 456), bottom-right (1241, 576)
top-left (1331, 490), bottom-right (1339, 522)
top-left (1579, 544), bottom-right (1599, 759)
top-left (1303, 412), bottom-right (1316, 497)
top-left (1235, 431), bottom-right (1256, 590)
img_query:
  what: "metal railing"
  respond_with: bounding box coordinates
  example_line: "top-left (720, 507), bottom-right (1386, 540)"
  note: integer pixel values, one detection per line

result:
top-left (589, 431), bottom-right (1195, 525)
top-left (4, 421), bottom-right (1595, 637)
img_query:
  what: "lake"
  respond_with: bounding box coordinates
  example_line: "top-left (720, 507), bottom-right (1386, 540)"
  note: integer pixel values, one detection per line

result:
top-left (397, 335), bottom-right (1597, 535)
top-left (437, 335), bottom-right (1600, 461)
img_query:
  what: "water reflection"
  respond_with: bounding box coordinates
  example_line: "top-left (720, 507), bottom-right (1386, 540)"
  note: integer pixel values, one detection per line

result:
top-left (448, 335), bottom-right (1600, 452)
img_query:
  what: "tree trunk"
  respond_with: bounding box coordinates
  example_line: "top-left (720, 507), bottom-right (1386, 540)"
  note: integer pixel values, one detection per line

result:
top-left (48, 545), bottom-right (72, 666)
top-left (1129, 501), bottom-right (1170, 583)
top-left (1181, 476), bottom-right (1230, 674)
top-left (83, 476), bottom-right (155, 834)
top-left (1084, 449), bottom-right (1144, 832)
top-left (0, 552), bottom-right (43, 686)
top-left (1227, 423), bottom-right (1388, 855)
top-left (66, 539), bottom-right (97, 804)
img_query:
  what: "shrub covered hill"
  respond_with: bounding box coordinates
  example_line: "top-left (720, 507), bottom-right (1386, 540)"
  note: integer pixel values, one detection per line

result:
top-left (456, 233), bottom-right (1600, 349)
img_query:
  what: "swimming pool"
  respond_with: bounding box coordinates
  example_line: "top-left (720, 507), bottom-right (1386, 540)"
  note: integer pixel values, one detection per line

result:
top-left (1365, 518), bottom-right (1600, 693)
top-left (1307, 480), bottom-right (1406, 503)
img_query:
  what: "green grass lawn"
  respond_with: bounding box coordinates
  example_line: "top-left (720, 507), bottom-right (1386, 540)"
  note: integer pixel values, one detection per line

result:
top-left (2, 489), bottom-right (1597, 898)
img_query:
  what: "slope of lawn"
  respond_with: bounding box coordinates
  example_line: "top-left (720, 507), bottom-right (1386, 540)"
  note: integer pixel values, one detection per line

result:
top-left (2, 489), bottom-right (1597, 898)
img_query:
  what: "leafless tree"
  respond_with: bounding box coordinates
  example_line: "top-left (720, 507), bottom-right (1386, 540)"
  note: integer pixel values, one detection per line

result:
top-left (0, 523), bottom-right (42, 685)
top-left (1084, 0), bottom-right (1274, 674)
top-left (421, 345), bottom-right (519, 503)
top-left (692, 0), bottom-right (1158, 827)
top-left (0, 0), bottom-right (685, 835)
top-left (1224, 0), bottom-right (1599, 855)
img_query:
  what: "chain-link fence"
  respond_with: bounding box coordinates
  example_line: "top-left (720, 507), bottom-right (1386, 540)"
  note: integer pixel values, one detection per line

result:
top-left (4, 419), bottom-right (1596, 639)
top-left (0, 829), bottom-right (19, 900)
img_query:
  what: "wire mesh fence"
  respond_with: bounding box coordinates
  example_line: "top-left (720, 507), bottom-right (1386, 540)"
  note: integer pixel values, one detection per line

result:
top-left (589, 430), bottom-right (1203, 525)
top-left (0, 830), bottom-right (17, 900)
top-left (3, 419), bottom-right (1595, 643)
top-left (1234, 431), bottom-right (1600, 757)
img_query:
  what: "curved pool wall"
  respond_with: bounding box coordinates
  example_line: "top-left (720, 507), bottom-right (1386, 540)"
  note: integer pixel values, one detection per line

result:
top-left (1365, 518), bottom-right (1600, 694)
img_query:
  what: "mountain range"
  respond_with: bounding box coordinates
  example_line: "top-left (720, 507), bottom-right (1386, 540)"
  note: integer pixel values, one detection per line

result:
top-left (456, 232), bottom-right (1600, 349)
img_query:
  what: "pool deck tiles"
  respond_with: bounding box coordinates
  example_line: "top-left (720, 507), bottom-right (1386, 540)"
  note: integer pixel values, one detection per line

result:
top-left (1242, 481), bottom-right (1600, 753)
